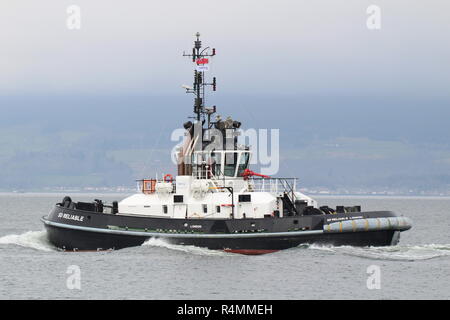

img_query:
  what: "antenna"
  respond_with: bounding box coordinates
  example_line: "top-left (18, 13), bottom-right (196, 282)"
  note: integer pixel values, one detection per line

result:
top-left (182, 32), bottom-right (217, 125)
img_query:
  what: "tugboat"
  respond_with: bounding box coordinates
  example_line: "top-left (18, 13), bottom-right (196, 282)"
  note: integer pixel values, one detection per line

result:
top-left (41, 33), bottom-right (412, 254)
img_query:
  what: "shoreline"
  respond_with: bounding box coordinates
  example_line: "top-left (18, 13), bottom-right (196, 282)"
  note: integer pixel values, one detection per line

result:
top-left (1, 191), bottom-right (450, 199)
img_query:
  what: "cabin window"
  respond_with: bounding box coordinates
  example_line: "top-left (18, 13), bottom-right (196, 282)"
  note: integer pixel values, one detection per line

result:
top-left (216, 206), bottom-right (221, 213)
top-left (202, 204), bottom-right (208, 213)
top-left (211, 152), bottom-right (222, 176)
top-left (163, 205), bottom-right (168, 214)
top-left (174, 195), bottom-right (183, 203)
top-left (238, 194), bottom-right (251, 202)
top-left (224, 152), bottom-right (238, 177)
top-left (191, 153), bottom-right (206, 178)
top-left (236, 152), bottom-right (250, 177)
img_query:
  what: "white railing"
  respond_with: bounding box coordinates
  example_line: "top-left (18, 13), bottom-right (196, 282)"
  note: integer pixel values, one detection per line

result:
top-left (248, 177), bottom-right (297, 193)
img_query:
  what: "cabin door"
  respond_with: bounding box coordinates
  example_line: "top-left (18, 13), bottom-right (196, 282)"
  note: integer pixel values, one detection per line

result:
top-left (173, 204), bottom-right (187, 219)
top-left (238, 203), bottom-right (254, 219)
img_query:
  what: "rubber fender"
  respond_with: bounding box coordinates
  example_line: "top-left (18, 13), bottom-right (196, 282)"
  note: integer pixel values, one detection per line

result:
top-left (324, 217), bottom-right (412, 233)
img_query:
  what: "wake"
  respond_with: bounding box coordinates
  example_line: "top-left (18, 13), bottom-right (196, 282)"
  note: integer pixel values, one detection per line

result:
top-left (0, 230), bottom-right (56, 252)
top-left (141, 238), bottom-right (234, 256)
top-left (0, 231), bottom-right (231, 256)
top-left (306, 243), bottom-right (450, 261)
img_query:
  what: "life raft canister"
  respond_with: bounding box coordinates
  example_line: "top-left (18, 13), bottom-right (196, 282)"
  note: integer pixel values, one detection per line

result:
top-left (164, 174), bottom-right (173, 183)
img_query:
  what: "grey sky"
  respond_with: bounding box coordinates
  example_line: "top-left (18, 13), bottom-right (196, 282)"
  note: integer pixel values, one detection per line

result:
top-left (1, 0), bottom-right (449, 97)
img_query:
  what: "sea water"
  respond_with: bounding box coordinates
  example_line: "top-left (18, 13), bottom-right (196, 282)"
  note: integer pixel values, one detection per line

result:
top-left (0, 193), bottom-right (449, 299)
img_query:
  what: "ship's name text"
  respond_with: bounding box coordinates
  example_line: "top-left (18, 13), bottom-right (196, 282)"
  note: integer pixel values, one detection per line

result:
top-left (58, 213), bottom-right (84, 222)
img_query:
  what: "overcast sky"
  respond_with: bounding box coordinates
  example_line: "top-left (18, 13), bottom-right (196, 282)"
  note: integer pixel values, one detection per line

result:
top-left (1, 0), bottom-right (449, 98)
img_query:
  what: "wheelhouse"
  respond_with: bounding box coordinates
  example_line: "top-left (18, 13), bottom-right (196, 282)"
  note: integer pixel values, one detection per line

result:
top-left (191, 150), bottom-right (251, 178)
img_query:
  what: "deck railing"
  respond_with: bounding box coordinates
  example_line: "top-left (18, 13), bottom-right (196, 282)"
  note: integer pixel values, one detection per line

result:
top-left (136, 176), bottom-right (299, 203)
top-left (247, 177), bottom-right (298, 194)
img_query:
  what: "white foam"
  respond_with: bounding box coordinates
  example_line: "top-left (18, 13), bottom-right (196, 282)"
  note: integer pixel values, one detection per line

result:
top-left (0, 230), bottom-right (56, 252)
top-left (142, 237), bottom-right (233, 256)
top-left (306, 243), bottom-right (450, 261)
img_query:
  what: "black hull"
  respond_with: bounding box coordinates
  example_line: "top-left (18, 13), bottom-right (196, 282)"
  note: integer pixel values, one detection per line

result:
top-left (42, 205), bottom-right (410, 254)
top-left (45, 222), bottom-right (398, 252)
top-left (45, 224), bottom-right (147, 251)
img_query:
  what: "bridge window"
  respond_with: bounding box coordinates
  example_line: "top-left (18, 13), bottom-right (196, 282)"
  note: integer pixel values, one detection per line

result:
top-left (237, 152), bottom-right (250, 177)
top-left (224, 152), bottom-right (238, 177)
top-left (211, 152), bottom-right (222, 176)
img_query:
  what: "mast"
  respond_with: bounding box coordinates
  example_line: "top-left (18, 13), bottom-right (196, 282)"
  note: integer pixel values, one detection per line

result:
top-left (182, 32), bottom-right (217, 126)
top-left (179, 33), bottom-right (243, 177)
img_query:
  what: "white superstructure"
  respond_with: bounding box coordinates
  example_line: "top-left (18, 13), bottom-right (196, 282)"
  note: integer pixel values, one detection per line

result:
top-left (119, 150), bottom-right (317, 219)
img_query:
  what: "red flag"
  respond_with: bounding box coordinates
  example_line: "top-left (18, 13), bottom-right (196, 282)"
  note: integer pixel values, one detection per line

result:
top-left (196, 58), bottom-right (209, 65)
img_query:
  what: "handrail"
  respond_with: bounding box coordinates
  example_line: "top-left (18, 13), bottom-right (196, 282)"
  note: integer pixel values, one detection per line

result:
top-left (247, 177), bottom-right (299, 195)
